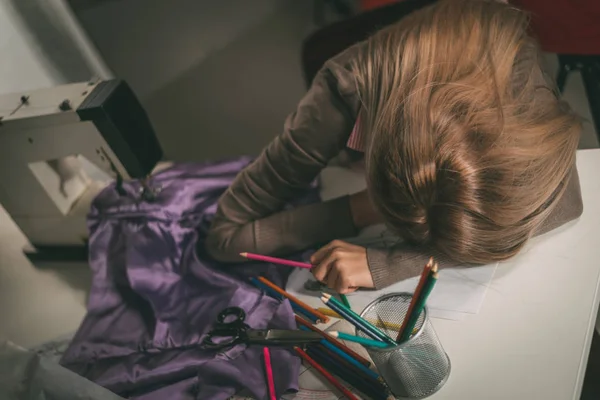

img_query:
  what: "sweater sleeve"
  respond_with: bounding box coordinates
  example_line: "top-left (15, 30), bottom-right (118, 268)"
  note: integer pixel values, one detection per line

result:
top-left (366, 164), bottom-right (583, 289)
top-left (205, 45), bottom-right (363, 262)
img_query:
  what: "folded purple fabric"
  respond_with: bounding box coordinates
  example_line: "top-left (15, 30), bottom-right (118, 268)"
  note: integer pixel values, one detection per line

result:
top-left (60, 158), bottom-right (316, 399)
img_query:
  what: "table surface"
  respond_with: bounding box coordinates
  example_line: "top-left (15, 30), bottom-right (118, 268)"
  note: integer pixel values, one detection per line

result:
top-left (1, 150), bottom-right (598, 400)
top-left (320, 149), bottom-right (600, 400)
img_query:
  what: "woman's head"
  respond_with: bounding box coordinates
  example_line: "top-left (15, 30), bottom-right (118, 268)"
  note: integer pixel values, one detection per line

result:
top-left (353, 0), bottom-right (581, 263)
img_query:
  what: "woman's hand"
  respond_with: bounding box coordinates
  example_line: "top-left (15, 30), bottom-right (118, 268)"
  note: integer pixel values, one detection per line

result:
top-left (310, 240), bottom-right (375, 294)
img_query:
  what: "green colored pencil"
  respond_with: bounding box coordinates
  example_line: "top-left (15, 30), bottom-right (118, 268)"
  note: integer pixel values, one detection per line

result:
top-left (323, 293), bottom-right (397, 346)
top-left (330, 331), bottom-right (393, 349)
top-left (339, 294), bottom-right (351, 309)
top-left (398, 267), bottom-right (439, 343)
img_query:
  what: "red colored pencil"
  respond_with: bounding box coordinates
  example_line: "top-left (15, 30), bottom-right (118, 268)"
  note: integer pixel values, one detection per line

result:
top-left (258, 276), bottom-right (330, 323)
top-left (240, 252), bottom-right (312, 269)
top-left (396, 257), bottom-right (434, 342)
top-left (294, 315), bottom-right (371, 367)
top-left (263, 347), bottom-right (276, 400)
top-left (294, 347), bottom-right (359, 400)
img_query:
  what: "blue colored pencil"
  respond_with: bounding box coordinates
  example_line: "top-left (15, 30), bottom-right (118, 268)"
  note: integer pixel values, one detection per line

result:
top-left (330, 331), bottom-right (393, 349)
top-left (250, 278), bottom-right (318, 323)
top-left (307, 347), bottom-right (391, 400)
top-left (310, 346), bottom-right (389, 399)
top-left (322, 293), bottom-right (396, 346)
top-left (298, 325), bottom-right (380, 381)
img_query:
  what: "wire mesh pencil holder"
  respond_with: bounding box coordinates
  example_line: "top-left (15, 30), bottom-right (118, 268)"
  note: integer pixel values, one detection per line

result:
top-left (356, 292), bottom-right (451, 399)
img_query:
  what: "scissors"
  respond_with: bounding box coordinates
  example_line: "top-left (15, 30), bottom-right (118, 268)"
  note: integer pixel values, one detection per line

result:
top-left (202, 306), bottom-right (322, 350)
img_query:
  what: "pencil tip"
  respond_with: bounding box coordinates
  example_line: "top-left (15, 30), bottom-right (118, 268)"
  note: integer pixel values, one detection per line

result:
top-left (239, 252), bottom-right (247, 257)
top-left (432, 262), bottom-right (439, 273)
top-left (321, 292), bottom-right (332, 299)
top-left (329, 331), bottom-right (339, 337)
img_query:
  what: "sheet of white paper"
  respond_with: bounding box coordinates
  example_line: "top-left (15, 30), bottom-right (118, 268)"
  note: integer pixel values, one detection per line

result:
top-left (286, 263), bottom-right (496, 321)
top-left (303, 167), bottom-right (499, 321)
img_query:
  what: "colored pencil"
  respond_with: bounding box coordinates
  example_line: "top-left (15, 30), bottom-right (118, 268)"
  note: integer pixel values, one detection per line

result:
top-left (307, 347), bottom-right (391, 400)
top-left (322, 293), bottom-right (397, 346)
top-left (330, 331), bottom-right (393, 349)
top-left (396, 258), bottom-right (434, 341)
top-left (294, 315), bottom-right (371, 367)
top-left (262, 347), bottom-right (276, 400)
top-left (317, 307), bottom-right (343, 319)
top-left (295, 346), bottom-right (359, 400)
top-left (258, 276), bottom-right (329, 323)
top-left (240, 252), bottom-right (312, 269)
top-left (250, 278), bottom-right (319, 323)
top-left (317, 307), bottom-right (419, 332)
top-left (339, 293), bottom-right (351, 309)
top-left (398, 264), bottom-right (439, 343)
top-left (299, 326), bottom-right (380, 381)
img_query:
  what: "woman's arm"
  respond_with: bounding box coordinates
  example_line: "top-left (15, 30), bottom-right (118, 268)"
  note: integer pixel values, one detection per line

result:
top-left (206, 44), bottom-right (364, 262)
top-left (366, 164), bottom-right (583, 289)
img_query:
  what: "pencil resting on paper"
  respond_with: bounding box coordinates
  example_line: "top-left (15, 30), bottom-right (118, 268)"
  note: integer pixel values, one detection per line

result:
top-left (330, 331), bottom-right (393, 349)
top-left (240, 252), bottom-right (312, 269)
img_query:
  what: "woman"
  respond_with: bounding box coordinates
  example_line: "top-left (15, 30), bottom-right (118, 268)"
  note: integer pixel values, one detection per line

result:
top-left (206, 0), bottom-right (583, 293)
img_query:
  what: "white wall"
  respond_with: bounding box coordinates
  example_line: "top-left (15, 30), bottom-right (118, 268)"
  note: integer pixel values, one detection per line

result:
top-left (0, 0), bottom-right (104, 347)
top-left (0, 0), bottom-right (110, 95)
top-left (76, 0), bottom-right (286, 100)
top-left (0, 2), bottom-right (61, 94)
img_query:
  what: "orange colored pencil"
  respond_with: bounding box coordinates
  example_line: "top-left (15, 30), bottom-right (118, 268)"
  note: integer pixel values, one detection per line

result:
top-left (258, 276), bottom-right (330, 323)
top-left (396, 257), bottom-right (434, 342)
top-left (295, 315), bottom-right (371, 367)
top-left (294, 347), bottom-right (359, 400)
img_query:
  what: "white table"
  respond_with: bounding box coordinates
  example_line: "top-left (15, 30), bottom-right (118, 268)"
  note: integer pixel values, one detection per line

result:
top-left (1, 150), bottom-right (598, 399)
top-left (320, 149), bottom-right (600, 400)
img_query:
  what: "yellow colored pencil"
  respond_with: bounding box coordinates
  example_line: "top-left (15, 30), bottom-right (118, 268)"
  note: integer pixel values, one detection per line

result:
top-left (317, 307), bottom-right (418, 334)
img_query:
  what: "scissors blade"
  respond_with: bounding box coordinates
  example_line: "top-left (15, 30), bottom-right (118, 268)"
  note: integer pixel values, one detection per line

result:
top-left (246, 329), bottom-right (322, 345)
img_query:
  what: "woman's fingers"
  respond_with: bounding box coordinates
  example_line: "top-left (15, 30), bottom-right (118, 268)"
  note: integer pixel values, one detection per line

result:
top-left (327, 267), bottom-right (340, 291)
top-left (310, 240), bottom-right (345, 264)
top-left (311, 251), bottom-right (333, 282)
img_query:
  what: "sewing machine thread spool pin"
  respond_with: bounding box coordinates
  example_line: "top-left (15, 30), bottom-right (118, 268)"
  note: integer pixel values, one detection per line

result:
top-left (58, 99), bottom-right (72, 111)
top-left (139, 177), bottom-right (161, 202)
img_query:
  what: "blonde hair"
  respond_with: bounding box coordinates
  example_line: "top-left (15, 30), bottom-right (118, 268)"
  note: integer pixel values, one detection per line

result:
top-left (353, 0), bottom-right (580, 263)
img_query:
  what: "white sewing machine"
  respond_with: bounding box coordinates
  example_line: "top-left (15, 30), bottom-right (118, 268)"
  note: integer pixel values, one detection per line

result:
top-left (0, 80), bottom-right (164, 261)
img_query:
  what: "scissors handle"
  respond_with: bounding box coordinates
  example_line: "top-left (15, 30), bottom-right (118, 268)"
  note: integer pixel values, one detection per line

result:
top-left (202, 328), bottom-right (244, 349)
top-left (202, 307), bottom-right (249, 349)
top-left (217, 307), bottom-right (246, 326)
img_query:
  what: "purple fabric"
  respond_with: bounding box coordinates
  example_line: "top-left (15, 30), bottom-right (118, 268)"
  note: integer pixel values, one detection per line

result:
top-left (60, 158), bottom-right (316, 400)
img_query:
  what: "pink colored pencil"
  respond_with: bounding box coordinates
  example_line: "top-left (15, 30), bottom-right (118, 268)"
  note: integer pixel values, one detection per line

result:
top-left (240, 252), bottom-right (312, 269)
top-left (263, 347), bottom-right (277, 400)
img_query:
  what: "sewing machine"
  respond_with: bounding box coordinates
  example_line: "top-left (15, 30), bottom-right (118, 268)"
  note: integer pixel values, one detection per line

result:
top-left (0, 79), bottom-right (164, 261)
